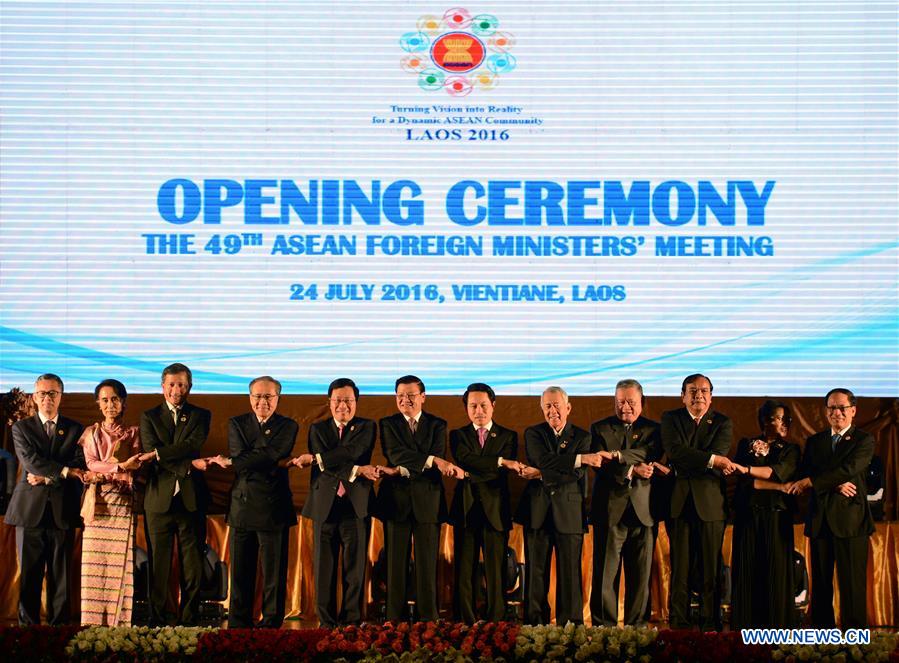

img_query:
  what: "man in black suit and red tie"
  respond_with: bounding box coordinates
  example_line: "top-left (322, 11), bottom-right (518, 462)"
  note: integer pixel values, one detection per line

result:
top-left (296, 378), bottom-right (379, 628)
top-left (377, 375), bottom-right (464, 622)
top-left (661, 373), bottom-right (734, 631)
top-left (589, 378), bottom-right (661, 627)
top-left (214, 376), bottom-right (298, 628)
top-left (138, 362), bottom-right (211, 626)
top-left (449, 382), bottom-right (521, 623)
top-left (788, 388), bottom-right (874, 629)
top-left (515, 386), bottom-right (599, 625)
top-left (6, 373), bottom-right (87, 625)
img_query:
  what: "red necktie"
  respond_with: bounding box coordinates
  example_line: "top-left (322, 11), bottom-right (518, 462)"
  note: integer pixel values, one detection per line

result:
top-left (336, 425), bottom-right (347, 497)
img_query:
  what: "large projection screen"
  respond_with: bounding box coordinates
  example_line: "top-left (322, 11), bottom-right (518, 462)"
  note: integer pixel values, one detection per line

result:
top-left (1, 2), bottom-right (896, 395)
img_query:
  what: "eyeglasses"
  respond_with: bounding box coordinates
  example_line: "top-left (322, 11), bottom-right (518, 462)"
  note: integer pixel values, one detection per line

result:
top-left (826, 405), bottom-right (853, 413)
top-left (616, 400), bottom-right (640, 409)
top-left (250, 394), bottom-right (278, 402)
top-left (396, 392), bottom-right (422, 401)
top-left (35, 391), bottom-right (61, 400)
top-left (330, 398), bottom-right (356, 405)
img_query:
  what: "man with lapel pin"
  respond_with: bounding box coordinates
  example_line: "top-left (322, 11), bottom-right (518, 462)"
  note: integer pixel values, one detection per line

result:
top-left (516, 386), bottom-right (599, 625)
top-left (6, 373), bottom-right (87, 625)
top-left (661, 373), bottom-right (734, 631)
top-left (589, 379), bottom-right (661, 627)
top-left (787, 388), bottom-right (874, 629)
top-left (211, 375), bottom-right (298, 628)
top-left (295, 377), bottom-right (379, 628)
top-left (449, 382), bottom-right (522, 624)
top-left (138, 362), bottom-right (211, 626)
top-left (377, 375), bottom-right (464, 622)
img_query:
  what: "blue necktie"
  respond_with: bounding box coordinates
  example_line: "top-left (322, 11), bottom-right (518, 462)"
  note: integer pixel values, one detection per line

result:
top-left (831, 433), bottom-right (841, 452)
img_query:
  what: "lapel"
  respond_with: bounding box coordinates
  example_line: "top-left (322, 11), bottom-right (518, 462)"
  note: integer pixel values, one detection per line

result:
top-left (336, 417), bottom-right (362, 448)
top-left (158, 403), bottom-right (176, 439)
top-left (409, 413), bottom-right (427, 451)
top-left (830, 426), bottom-right (856, 465)
top-left (239, 413), bottom-right (265, 449)
top-left (482, 425), bottom-right (503, 455)
top-left (49, 415), bottom-right (66, 456)
top-left (555, 423), bottom-right (574, 454)
top-left (172, 403), bottom-right (191, 444)
top-left (30, 415), bottom-right (52, 455)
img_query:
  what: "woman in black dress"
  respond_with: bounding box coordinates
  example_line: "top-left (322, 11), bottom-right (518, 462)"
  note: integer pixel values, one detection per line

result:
top-left (730, 400), bottom-right (800, 629)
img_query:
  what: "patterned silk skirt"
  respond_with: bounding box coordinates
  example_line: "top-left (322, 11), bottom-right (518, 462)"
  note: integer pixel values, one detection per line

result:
top-left (80, 482), bottom-right (135, 625)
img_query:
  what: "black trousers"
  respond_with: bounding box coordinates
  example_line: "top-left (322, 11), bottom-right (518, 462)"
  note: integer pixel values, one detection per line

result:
top-left (144, 494), bottom-right (204, 625)
top-left (15, 503), bottom-right (71, 625)
top-left (228, 525), bottom-right (290, 628)
top-left (455, 505), bottom-right (506, 624)
top-left (810, 519), bottom-right (869, 629)
top-left (591, 504), bottom-right (653, 627)
top-left (524, 515), bottom-right (584, 625)
top-left (313, 498), bottom-right (369, 627)
top-left (385, 516), bottom-right (439, 621)
top-left (669, 494), bottom-right (724, 630)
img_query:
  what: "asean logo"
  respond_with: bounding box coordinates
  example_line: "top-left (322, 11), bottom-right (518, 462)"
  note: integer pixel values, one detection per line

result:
top-left (399, 8), bottom-right (516, 96)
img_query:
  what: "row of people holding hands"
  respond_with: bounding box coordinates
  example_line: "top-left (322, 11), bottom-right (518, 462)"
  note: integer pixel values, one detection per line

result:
top-left (7, 365), bottom-right (874, 632)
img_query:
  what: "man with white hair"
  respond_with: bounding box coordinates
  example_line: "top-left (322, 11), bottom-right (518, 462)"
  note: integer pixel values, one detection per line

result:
top-left (515, 386), bottom-right (601, 625)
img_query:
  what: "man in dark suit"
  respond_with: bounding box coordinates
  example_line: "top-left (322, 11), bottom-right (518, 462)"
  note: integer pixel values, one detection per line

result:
top-left (515, 386), bottom-right (598, 625)
top-left (788, 388), bottom-right (874, 629)
top-left (377, 375), bottom-right (463, 622)
top-left (6, 373), bottom-right (87, 625)
top-left (449, 382), bottom-right (521, 623)
top-left (138, 362), bottom-right (211, 626)
top-left (297, 378), bottom-right (379, 628)
top-left (217, 376), bottom-right (298, 628)
top-left (661, 373), bottom-right (734, 631)
top-left (590, 378), bottom-right (661, 627)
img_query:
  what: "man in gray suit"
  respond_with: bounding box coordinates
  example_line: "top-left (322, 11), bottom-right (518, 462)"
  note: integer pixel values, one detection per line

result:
top-left (589, 379), bottom-right (661, 627)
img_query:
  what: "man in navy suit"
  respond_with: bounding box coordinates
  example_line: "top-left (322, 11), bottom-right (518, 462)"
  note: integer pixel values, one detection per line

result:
top-left (789, 388), bottom-right (874, 629)
top-left (297, 378), bottom-right (379, 628)
top-left (219, 376), bottom-right (298, 628)
top-left (661, 373), bottom-right (734, 631)
top-left (6, 373), bottom-right (87, 625)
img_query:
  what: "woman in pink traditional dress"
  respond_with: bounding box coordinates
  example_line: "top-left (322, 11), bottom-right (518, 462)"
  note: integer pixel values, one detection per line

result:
top-left (78, 379), bottom-right (143, 626)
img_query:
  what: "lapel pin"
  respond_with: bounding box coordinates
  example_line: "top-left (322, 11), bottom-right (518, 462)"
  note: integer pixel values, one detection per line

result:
top-left (265, 429), bottom-right (271, 435)
top-left (350, 425), bottom-right (355, 432)
top-left (632, 434), bottom-right (639, 440)
top-left (180, 415), bottom-right (187, 423)
top-left (706, 419), bottom-right (712, 425)
top-left (560, 440), bottom-right (569, 449)
top-left (490, 432), bottom-right (496, 438)
top-left (57, 429), bottom-right (64, 436)
top-left (844, 435), bottom-right (852, 441)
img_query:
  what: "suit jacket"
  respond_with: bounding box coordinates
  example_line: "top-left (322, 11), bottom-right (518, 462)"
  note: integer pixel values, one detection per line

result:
top-left (801, 426), bottom-right (875, 539)
top-left (449, 422), bottom-right (517, 532)
top-left (302, 416), bottom-right (376, 521)
top-left (140, 401), bottom-right (211, 513)
top-left (661, 407), bottom-right (733, 522)
top-left (515, 422), bottom-right (591, 535)
top-left (590, 415), bottom-right (660, 528)
top-left (5, 414), bottom-right (86, 529)
top-left (377, 411), bottom-right (448, 524)
top-left (227, 412), bottom-right (298, 530)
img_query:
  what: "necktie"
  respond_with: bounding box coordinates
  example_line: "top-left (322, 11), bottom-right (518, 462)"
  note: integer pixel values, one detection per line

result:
top-left (478, 427), bottom-right (488, 448)
top-left (694, 417), bottom-right (701, 427)
top-left (45, 420), bottom-right (55, 440)
top-left (831, 433), bottom-right (841, 452)
top-left (409, 418), bottom-right (418, 435)
top-left (623, 424), bottom-right (632, 449)
top-left (173, 407), bottom-right (180, 425)
top-left (336, 425), bottom-right (347, 497)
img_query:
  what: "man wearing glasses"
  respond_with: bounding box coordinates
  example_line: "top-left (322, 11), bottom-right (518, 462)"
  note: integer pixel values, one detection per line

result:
top-left (7, 373), bottom-right (87, 624)
top-left (788, 388), bottom-right (874, 628)
top-left (218, 376), bottom-right (299, 628)
top-left (298, 378), bottom-right (379, 627)
top-left (378, 375), bottom-right (464, 622)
